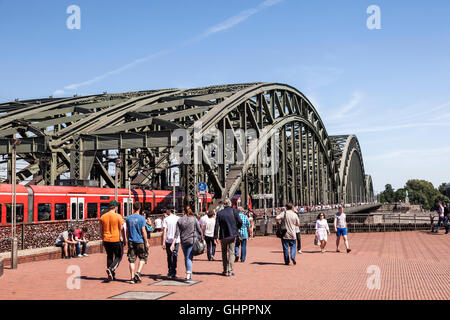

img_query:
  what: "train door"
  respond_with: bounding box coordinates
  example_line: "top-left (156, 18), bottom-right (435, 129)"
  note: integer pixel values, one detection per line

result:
top-left (70, 197), bottom-right (85, 220)
top-left (123, 198), bottom-right (133, 217)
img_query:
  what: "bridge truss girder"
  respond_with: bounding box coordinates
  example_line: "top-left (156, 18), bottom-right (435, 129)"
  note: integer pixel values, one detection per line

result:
top-left (0, 82), bottom-right (373, 211)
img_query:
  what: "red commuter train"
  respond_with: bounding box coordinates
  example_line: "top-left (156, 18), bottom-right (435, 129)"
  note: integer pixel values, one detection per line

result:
top-left (0, 184), bottom-right (214, 224)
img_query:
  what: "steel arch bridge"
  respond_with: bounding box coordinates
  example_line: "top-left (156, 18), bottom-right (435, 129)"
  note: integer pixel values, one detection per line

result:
top-left (0, 82), bottom-right (374, 211)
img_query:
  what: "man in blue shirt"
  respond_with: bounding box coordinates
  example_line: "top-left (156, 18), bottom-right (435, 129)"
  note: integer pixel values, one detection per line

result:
top-left (235, 207), bottom-right (251, 262)
top-left (126, 202), bottom-right (149, 284)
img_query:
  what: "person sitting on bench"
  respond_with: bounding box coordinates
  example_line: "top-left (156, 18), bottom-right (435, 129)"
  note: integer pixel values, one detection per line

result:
top-left (55, 228), bottom-right (77, 259)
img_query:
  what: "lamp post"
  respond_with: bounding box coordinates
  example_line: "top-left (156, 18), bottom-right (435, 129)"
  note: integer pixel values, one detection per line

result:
top-left (11, 138), bottom-right (21, 269)
top-left (172, 171), bottom-right (178, 213)
top-left (114, 158), bottom-right (121, 201)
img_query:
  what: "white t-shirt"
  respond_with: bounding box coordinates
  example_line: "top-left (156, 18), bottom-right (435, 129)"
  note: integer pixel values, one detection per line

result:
top-left (162, 214), bottom-right (180, 244)
top-left (335, 212), bottom-right (347, 228)
top-left (155, 218), bottom-right (162, 229)
top-left (203, 216), bottom-right (216, 237)
top-left (438, 205), bottom-right (444, 217)
top-left (199, 214), bottom-right (208, 227)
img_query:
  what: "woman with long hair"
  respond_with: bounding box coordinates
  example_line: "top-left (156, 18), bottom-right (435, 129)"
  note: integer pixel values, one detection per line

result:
top-left (315, 213), bottom-right (330, 253)
top-left (171, 205), bottom-right (203, 281)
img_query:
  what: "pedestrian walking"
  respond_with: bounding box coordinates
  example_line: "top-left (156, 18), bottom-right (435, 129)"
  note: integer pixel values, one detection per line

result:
top-left (201, 208), bottom-right (217, 261)
top-left (162, 206), bottom-right (180, 278)
top-left (436, 201), bottom-right (445, 233)
top-left (293, 205), bottom-right (302, 254)
top-left (248, 209), bottom-right (255, 239)
top-left (99, 200), bottom-right (126, 281)
top-left (334, 205), bottom-right (351, 253)
top-left (443, 203), bottom-right (449, 235)
top-left (275, 203), bottom-right (300, 265)
top-left (235, 207), bottom-right (251, 262)
top-left (154, 215), bottom-right (163, 232)
top-left (126, 202), bottom-right (149, 284)
top-left (315, 213), bottom-right (330, 253)
top-left (214, 199), bottom-right (242, 276)
top-left (171, 206), bottom-right (203, 282)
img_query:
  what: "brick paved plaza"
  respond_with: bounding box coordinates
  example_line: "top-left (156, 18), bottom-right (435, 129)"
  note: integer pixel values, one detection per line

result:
top-left (0, 231), bottom-right (448, 300)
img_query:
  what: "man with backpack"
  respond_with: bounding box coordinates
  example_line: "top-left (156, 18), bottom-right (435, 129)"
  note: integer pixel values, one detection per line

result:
top-left (214, 198), bottom-right (242, 277)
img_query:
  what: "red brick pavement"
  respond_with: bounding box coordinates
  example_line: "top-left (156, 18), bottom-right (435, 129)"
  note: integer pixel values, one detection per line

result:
top-left (0, 231), bottom-right (448, 300)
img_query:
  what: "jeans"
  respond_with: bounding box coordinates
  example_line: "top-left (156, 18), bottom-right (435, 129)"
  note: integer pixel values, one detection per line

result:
top-left (281, 238), bottom-right (296, 265)
top-left (444, 217), bottom-right (449, 234)
top-left (76, 242), bottom-right (87, 255)
top-left (220, 237), bottom-right (236, 274)
top-left (103, 241), bottom-right (123, 272)
top-left (204, 236), bottom-right (216, 260)
top-left (436, 216), bottom-right (445, 232)
top-left (234, 238), bottom-right (247, 262)
top-left (182, 243), bottom-right (194, 274)
top-left (296, 232), bottom-right (302, 250)
top-left (166, 242), bottom-right (179, 277)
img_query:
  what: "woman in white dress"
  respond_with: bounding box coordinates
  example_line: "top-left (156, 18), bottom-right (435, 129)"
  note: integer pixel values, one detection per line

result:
top-left (315, 213), bottom-right (330, 253)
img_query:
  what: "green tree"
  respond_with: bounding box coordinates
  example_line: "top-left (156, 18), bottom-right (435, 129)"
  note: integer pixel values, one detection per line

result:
top-left (379, 184), bottom-right (395, 203)
top-left (394, 188), bottom-right (406, 202)
top-left (405, 179), bottom-right (449, 210)
top-left (438, 182), bottom-right (449, 197)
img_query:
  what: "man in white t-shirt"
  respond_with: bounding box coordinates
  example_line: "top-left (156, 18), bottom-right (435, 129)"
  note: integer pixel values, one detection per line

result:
top-left (334, 205), bottom-right (351, 253)
top-left (436, 201), bottom-right (445, 233)
top-left (154, 216), bottom-right (163, 232)
top-left (162, 207), bottom-right (180, 278)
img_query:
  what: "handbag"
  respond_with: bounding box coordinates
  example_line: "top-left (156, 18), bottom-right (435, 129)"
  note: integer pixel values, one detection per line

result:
top-left (192, 231), bottom-right (205, 256)
top-left (314, 236), bottom-right (320, 246)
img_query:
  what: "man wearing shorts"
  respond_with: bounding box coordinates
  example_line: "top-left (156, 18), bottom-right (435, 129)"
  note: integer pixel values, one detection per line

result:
top-left (334, 205), bottom-right (351, 253)
top-left (55, 228), bottom-right (77, 259)
top-left (126, 202), bottom-right (149, 284)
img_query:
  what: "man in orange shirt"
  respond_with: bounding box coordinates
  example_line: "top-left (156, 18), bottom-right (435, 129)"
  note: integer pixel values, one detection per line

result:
top-left (100, 200), bottom-right (126, 281)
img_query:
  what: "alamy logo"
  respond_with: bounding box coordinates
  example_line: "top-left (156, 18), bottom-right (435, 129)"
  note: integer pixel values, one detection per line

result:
top-left (66, 5), bottom-right (81, 30)
top-left (66, 265), bottom-right (81, 290)
top-left (366, 265), bottom-right (381, 290)
top-left (366, 5), bottom-right (381, 30)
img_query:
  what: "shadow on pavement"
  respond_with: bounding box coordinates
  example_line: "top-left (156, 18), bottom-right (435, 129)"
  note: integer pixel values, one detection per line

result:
top-left (79, 276), bottom-right (129, 283)
top-left (193, 271), bottom-right (225, 276)
top-left (250, 261), bottom-right (286, 266)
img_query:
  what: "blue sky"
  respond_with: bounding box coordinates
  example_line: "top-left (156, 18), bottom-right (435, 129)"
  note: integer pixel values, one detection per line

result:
top-left (0, 0), bottom-right (449, 193)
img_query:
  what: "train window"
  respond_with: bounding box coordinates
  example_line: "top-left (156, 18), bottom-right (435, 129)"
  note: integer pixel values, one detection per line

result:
top-left (144, 202), bottom-right (152, 214)
top-left (71, 203), bottom-right (77, 220)
top-left (6, 204), bottom-right (24, 223)
top-left (55, 203), bottom-right (67, 221)
top-left (79, 202), bottom-right (84, 220)
top-left (87, 203), bottom-right (98, 219)
top-left (100, 196), bottom-right (110, 200)
top-left (38, 203), bottom-right (52, 221)
top-left (100, 203), bottom-right (109, 216)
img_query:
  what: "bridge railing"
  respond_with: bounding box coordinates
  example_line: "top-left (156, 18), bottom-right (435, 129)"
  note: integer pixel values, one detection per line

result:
top-left (255, 212), bottom-right (434, 235)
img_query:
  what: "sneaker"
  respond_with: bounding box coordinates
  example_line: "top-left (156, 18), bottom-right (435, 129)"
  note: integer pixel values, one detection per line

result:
top-left (347, 249), bottom-right (351, 253)
top-left (298, 250), bottom-right (302, 254)
top-left (234, 256), bottom-right (239, 262)
top-left (292, 258), bottom-right (296, 265)
top-left (129, 278), bottom-right (136, 284)
top-left (336, 249), bottom-right (341, 252)
top-left (77, 254), bottom-right (83, 258)
top-left (134, 272), bottom-right (142, 283)
top-left (228, 272), bottom-right (235, 277)
top-left (211, 256), bottom-right (215, 261)
top-left (83, 253), bottom-right (89, 257)
top-left (186, 273), bottom-right (192, 281)
top-left (106, 269), bottom-right (113, 281)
